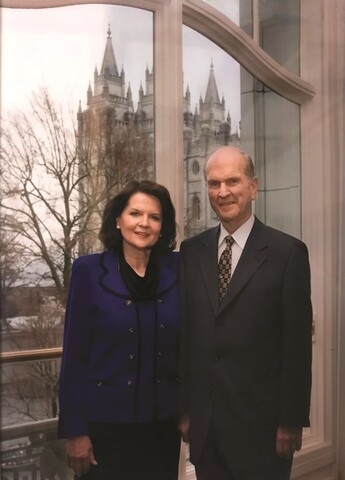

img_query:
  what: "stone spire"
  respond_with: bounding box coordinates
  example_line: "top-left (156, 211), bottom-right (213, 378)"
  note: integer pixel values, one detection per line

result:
top-left (100, 25), bottom-right (119, 78)
top-left (204, 60), bottom-right (221, 105)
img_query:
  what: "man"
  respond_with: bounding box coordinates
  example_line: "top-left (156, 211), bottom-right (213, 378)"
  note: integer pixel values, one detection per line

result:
top-left (179, 146), bottom-right (312, 480)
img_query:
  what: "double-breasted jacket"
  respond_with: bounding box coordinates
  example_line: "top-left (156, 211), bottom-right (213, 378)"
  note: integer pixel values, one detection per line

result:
top-left (58, 250), bottom-right (180, 439)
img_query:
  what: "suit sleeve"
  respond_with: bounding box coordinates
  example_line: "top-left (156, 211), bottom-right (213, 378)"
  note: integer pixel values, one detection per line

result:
top-left (58, 259), bottom-right (94, 438)
top-left (279, 240), bottom-right (313, 427)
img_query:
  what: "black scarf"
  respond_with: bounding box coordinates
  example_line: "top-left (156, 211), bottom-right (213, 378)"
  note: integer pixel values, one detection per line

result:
top-left (118, 249), bottom-right (159, 301)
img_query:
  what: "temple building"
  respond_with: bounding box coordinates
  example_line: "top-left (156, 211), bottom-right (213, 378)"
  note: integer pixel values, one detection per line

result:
top-left (77, 26), bottom-right (241, 239)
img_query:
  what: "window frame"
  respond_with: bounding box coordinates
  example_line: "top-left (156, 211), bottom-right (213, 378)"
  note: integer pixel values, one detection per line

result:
top-left (3, 2), bottom-right (341, 479)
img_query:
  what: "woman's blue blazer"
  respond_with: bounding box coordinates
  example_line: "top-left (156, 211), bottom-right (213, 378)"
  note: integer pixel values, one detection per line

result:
top-left (58, 250), bottom-right (180, 438)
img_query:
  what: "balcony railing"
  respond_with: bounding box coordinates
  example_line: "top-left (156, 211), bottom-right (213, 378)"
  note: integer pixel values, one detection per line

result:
top-left (0, 347), bottom-right (72, 480)
top-left (0, 348), bottom-right (196, 480)
top-left (0, 347), bottom-right (62, 364)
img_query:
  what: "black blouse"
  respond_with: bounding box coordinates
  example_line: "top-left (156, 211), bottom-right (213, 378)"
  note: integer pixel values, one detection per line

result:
top-left (118, 249), bottom-right (159, 301)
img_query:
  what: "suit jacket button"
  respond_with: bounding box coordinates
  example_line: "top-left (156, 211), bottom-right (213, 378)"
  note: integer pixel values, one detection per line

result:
top-left (157, 298), bottom-right (163, 303)
top-left (129, 354), bottom-right (135, 360)
top-left (127, 380), bottom-right (133, 386)
top-left (159, 324), bottom-right (165, 329)
top-left (128, 328), bottom-right (134, 334)
top-left (126, 299), bottom-right (133, 306)
top-left (97, 381), bottom-right (103, 387)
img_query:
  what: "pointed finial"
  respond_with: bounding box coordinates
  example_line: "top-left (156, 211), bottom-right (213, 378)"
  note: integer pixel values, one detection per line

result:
top-left (107, 24), bottom-right (111, 38)
top-left (210, 58), bottom-right (214, 69)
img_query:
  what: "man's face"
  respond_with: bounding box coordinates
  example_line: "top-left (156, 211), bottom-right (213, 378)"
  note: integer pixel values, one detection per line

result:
top-left (206, 148), bottom-right (258, 233)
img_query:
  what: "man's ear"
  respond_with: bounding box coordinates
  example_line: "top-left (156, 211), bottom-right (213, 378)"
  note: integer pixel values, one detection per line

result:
top-left (251, 176), bottom-right (259, 199)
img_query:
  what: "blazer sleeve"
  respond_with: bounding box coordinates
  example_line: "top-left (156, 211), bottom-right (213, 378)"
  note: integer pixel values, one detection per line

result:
top-left (58, 258), bottom-right (94, 438)
top-left (279, 240), bottom-right (313, 427)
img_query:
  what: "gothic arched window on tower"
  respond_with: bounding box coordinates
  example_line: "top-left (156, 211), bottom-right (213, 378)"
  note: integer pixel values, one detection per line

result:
top-left (191, 194), bottom-right (201, 220)
top-left (192, 160), bottom-right (200, 175)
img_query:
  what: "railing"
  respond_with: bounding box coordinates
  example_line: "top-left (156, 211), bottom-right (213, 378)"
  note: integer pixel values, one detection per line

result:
top-left (0, 347), bottom-right (70, 480)
top-left (1, 417), bottom-right (57, 442)
top-left (0, 347), bottom-right (62, 364)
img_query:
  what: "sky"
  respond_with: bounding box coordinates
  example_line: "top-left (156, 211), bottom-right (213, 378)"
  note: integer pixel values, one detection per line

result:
top-left (1, 3), bottom-right (241, 130)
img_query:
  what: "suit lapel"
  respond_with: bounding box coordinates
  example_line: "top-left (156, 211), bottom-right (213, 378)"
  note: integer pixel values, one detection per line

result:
top-left (218, 218), bottom-right (268, 315)
top-left (198, 227), bottom-right (220, 315)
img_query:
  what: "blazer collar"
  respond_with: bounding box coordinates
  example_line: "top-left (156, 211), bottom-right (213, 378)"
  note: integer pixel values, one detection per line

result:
top-left (99, 250), bottom-right (178, 298)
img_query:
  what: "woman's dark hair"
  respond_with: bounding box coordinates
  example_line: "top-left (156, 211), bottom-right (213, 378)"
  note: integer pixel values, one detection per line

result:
top-left (99, 180), bottom-right (177, 253)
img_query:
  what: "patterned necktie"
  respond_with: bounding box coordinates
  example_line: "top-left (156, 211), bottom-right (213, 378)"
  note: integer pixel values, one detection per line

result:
top-left (218, 236), bottom-right (235, 302)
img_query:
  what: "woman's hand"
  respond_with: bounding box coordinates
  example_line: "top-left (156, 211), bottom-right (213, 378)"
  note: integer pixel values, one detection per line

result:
top-left (66, 435), bottom-right (98, 477)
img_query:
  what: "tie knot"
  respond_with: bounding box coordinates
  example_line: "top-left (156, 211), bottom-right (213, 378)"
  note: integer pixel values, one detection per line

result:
top-left (225, 236), bottom-right (234, 247)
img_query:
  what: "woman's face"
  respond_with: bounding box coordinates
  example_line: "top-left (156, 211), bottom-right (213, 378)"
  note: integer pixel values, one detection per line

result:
top-left (116, 192), bottom-right (162, 253)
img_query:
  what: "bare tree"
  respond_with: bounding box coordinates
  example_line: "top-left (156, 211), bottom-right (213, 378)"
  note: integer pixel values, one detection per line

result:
top-left (2, 297), bottom-right (64, 422)
top-left (0, 230), bottom-right (27, 322)
top-left (0, 88), bottom-right (153, 302)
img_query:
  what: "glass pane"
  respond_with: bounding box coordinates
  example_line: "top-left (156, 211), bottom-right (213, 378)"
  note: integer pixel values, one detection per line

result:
top-left (1, 435), bottom-right (73, 480)
top-left (1, 359), bottom-right (72, 478)
top-left (183, 26), bottom-right (301, 239)
top-left (183, 26), bottom-right (241, 238)
top-left (2, 359), bottom-right (61, 426)
top-left (258, 0), bottom-right (300, 75)
top-left (1, 7), bottom-right (153, 477)
top-left (240, 74), bottom-right (301, 237)
top-left (199, 0), bottom-right (240, 26)
top-left (1, 300), bottom-right (64, 353)
top-left (239, 0), bottom-right (254, 37)
top-left (0, 4), bottom-right (153, 334)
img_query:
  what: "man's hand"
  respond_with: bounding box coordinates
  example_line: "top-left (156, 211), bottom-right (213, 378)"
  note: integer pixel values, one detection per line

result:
top-left (66, 435), bottom-right (98, 477)
top-left (276, 426), bottom-right (303, 458)
top-left (178, 414), bottom-right (190, 443)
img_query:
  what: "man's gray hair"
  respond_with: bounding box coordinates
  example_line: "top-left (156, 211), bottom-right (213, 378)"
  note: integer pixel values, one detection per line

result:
top-left (203, 146), bottom-right (255, 179)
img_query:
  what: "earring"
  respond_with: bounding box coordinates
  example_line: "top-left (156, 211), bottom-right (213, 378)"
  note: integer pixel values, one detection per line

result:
top-left (116, 225), bottom-right (120, 230)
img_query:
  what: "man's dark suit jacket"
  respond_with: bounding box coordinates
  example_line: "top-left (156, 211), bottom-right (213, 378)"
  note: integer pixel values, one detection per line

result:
top-left (179, 217), bottom-right (312, 469)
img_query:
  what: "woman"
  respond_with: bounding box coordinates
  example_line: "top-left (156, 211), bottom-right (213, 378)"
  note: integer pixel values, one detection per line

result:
top-left (58, 180), bottom-right (180, 480)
